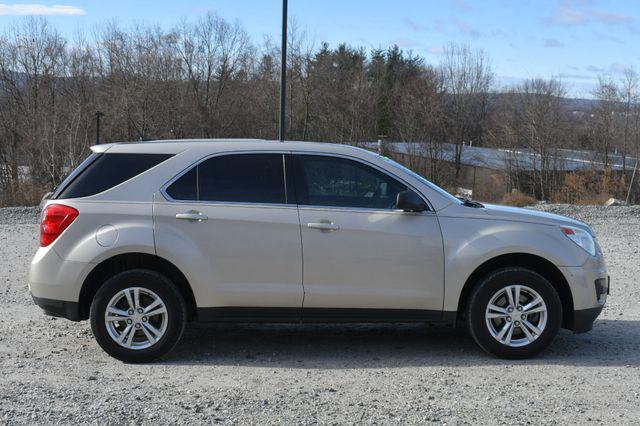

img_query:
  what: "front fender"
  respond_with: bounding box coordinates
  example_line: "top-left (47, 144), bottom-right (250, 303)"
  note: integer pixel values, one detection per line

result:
top-left (439, 217), bottom-right (588, 311)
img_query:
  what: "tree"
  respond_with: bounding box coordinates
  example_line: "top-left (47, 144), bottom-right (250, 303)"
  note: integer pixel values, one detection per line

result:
top-left (439, 43), bottom-right (493, 180)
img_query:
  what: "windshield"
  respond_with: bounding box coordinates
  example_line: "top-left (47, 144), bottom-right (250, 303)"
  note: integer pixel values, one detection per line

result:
top-left (363, 151), bottom-right (461, 204)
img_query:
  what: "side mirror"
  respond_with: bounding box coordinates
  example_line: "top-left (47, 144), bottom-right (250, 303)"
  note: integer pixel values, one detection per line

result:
top-left (396, 190), bottom-right (427, 212)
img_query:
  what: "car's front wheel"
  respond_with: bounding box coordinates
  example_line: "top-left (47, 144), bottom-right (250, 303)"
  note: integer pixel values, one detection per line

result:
top-left (89, 269), bottom-right (186, 363)
top-left (467, 267), bottom-right (562, 359)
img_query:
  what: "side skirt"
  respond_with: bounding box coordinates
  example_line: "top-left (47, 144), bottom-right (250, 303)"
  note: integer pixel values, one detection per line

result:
top-left (197, 307), bottom-right (457, 325)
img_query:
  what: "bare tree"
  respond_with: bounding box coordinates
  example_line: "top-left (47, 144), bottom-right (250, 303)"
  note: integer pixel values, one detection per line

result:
top-left (492, 78), bottom-right (568, 199)
top-left (439, 43), bottom-right (494, 180)
top-left (618, 68), bottom-right (638, 176)
top-left (591, 76), bottom-right (620, 169)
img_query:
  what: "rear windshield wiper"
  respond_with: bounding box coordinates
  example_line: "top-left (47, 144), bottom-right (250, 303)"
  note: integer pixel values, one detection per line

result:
top-left (457, 196), bottom-right (484, 208)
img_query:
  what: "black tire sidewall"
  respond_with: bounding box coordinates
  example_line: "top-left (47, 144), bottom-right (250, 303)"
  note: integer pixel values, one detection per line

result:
top-left (467, 267), bottom-right (562, 359)
top-left (90, 269), bottom-right (186, 363)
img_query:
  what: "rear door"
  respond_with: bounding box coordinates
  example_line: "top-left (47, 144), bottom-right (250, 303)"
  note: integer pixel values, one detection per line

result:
top-left (154, 152), bottom-right (303, 318)
top-left (294, 153), bottom-right (444, 316)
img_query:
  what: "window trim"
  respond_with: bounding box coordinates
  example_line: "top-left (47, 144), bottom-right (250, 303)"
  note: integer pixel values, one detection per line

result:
top-left (51, 152), bottom-right (102, 199)
top-left (160, 151), bottom-right (292, 207)
top-left (160, 150), bottom-right (434, 213)
top-left (291, 152), bottom-right (434, 213)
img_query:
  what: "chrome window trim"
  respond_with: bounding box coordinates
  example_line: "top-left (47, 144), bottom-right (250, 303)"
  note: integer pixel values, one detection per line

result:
top-left (297, 205), bottom-right (435, 216)
top-left (155, 199), bottom-right (298, 210)
top-left (160, 150), bottom-right (290, 207)
top-left (292, 151), bottom-right (435, 212)
top-left (282, 154), bottom-right (289, 204)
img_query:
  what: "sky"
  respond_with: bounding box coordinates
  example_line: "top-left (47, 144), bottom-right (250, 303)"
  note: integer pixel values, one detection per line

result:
top-left (0, 0), bottom-right (639, 97)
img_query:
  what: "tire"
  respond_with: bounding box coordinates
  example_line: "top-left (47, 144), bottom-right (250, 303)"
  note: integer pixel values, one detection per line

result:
top-left (89, 269), bottom-right (186, 363)
top-left (466, 267), bottom-right (562, 359)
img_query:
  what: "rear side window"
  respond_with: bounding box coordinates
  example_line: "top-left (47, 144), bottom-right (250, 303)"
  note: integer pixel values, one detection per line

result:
top-left (165, 167), bottom-right (197, 201)
top-left (56, 153), bottom-right (172, 199)
top-left (165, 154), bottom-right (286, 204)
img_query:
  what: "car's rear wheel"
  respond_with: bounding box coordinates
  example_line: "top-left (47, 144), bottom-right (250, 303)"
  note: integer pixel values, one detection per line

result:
top-left (89, 269), bottom-right (186, 363)
top-left (467, 267), bottom-right (562, 359)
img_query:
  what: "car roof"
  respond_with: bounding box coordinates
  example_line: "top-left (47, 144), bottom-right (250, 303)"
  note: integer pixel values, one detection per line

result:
top-left (91, 139), bottom-right (373, 156)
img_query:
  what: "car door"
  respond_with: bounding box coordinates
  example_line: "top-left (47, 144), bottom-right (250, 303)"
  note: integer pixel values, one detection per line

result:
top-left (154, 152), bottom-right (303, 318)
top-left (294, 153), bottom-right (444, 318)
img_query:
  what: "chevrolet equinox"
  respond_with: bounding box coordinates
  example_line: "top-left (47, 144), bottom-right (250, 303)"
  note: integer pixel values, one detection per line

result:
top-left (29, 140), bottom-right (609, 362)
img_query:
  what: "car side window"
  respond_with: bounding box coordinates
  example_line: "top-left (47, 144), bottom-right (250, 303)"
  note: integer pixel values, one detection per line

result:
top-left (165, 154), bottom-right (286, 204)
top-left (165, 166), bottom-right (197, 201)
top-left (296, 155), bottom-right (407, 209)
top-left (57, 153), bottom-right (173, 199)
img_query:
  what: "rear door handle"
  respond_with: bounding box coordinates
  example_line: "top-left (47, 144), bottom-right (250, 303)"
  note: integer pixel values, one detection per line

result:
top-left (307, 222), bottom-right (339, 231)
top-left (175, 212), bottom-right (208, 221)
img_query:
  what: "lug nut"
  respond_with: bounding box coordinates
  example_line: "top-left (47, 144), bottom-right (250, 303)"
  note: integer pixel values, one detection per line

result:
top-left (521, 315), bottom-right (526, 320)
top-left (142, 317), bottom-right (147, 322)
top-left (137, 308), bottom-right (143, 314)
top-left (514, 321), bottom-right (520, 326)
top-left (517, 306), bottom-right (523, 311)
top-left (506, 317), bottom-right (511, 322)
top-left (127, 319), bottom-right (132, 324)
top-left (135, 323), bottom-right (141, 329)
top-left (128, 310), bottom-right (134, 315)
top-left (507, 307), bottom-right (513, 313)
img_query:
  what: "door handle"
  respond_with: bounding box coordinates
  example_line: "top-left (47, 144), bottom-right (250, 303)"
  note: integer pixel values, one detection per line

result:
top-left (307, 222), bottom-right (339, 231)
top-left (175, 212), bottom-right (208, 221)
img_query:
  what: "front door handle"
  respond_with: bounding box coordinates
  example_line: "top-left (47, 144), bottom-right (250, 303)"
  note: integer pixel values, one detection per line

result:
top-left (175, 212), bottom-right (208, 221)
top-left (307, 221), bottom-right (340, 231)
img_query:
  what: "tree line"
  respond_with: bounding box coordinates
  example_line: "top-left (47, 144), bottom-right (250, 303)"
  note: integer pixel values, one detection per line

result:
top-left (1, 15), bottom-right (639, 206)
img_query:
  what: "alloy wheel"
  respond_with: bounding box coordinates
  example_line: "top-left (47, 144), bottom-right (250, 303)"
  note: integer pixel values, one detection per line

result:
top-left (485, 284), bottom-right (548, 347)
top-left (104, 287), bottom-right (168, 350)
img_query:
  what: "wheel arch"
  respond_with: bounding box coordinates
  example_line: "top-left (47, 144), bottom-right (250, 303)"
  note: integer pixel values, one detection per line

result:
top-left (456, 253), bottom-right (574, 329)
top-left (78, 253), bottom-right (197, 321)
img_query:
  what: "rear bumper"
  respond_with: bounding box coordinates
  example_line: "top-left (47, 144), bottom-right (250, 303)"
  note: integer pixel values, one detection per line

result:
top-left (32, 295), bottom-right (82, 321)
top-left (29, 245), bottom-right (89, 302)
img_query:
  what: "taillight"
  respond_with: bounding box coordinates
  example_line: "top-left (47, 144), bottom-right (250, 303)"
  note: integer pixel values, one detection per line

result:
top-left (40, 204), bottom-right (79, 247)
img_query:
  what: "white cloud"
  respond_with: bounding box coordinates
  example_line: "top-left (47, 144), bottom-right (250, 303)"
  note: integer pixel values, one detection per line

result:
top-left (0, 4), bottom-right (86, 16)
top-left (425, 47), bottom-right (444, 54)
top-left (589, 10), bottom-right (634, 25)
top-left (403, 18), bottom-right (427, 32)
top-left (547, 8), bottom-right (587, 26)
top-left (543, 38), bottom-right (564, 48)
top-left (454, 19), bottom-right (480, 38)
top-left (546, 4), bottom-right (635, 27)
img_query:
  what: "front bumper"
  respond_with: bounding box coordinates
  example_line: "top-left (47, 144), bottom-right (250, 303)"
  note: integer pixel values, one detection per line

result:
top-left (569, 305), bottom-right (604, 333)
top-left (32, 295), bottom-right (82, 321)
top-left (559, 255), bottom-right (608, 307)
top-left (559, 253), bottom-right (608, 333)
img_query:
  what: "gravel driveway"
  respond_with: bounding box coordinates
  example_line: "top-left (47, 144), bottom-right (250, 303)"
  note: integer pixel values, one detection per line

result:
top-left (1, 205), bottom-right (639, 424)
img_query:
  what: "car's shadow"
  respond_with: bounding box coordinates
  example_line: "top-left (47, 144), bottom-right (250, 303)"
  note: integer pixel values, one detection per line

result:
top-left (165, 318), bottom-right (640, 367)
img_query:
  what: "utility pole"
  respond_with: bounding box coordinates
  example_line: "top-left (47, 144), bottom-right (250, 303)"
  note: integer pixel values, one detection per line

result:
top-left (626, 159), bottom-right (638, 205)
top-left (95, 111), bottom-right (104, 145)
top-left (278, 0), bottom-right (288, 142)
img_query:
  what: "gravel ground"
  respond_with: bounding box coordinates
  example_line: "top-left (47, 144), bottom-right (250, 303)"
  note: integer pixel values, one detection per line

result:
top-left (1, 205), bottom-right (639, 424)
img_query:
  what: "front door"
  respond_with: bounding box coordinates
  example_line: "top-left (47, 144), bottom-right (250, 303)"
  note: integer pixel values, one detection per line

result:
top-left (154, 153), bottom-right (303, 317)
top-left (293, 154), bottom-right (444, 316)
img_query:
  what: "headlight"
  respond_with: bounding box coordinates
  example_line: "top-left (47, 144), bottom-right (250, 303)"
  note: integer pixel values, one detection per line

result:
top-left (560, 226), bottom-right (596, 256)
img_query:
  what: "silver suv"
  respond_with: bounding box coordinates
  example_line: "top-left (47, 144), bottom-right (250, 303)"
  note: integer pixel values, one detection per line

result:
top-left (30, 140), bottom-right (609, 362)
